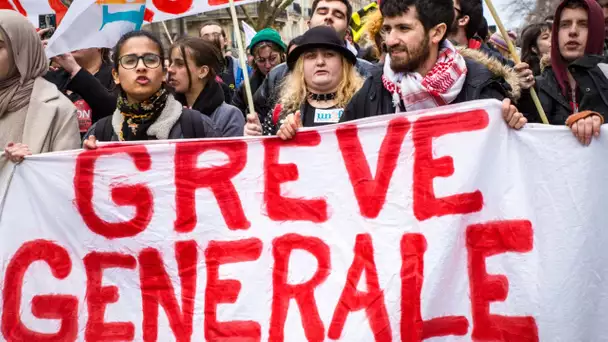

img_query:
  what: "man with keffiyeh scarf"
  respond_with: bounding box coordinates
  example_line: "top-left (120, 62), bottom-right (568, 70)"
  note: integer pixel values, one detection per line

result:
top-left (340, 0), bottom-right (527, 130)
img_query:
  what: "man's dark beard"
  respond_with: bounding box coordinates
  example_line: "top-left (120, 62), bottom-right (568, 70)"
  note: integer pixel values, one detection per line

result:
top-left (389, 34), bottom-right (431, 73)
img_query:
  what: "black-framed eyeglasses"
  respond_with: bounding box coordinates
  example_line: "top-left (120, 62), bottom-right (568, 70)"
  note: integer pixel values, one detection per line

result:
top-left (118, 53), bottom-right (162, 70)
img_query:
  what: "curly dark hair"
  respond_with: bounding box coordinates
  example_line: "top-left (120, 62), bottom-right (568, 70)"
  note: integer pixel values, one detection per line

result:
top-left (380, 0), bottom-right (454, 44)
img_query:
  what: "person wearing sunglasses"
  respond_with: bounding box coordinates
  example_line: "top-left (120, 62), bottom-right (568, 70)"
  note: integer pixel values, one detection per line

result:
top-left (83, 31), bottom-right (219, 147)
top-left (231, 28), bottom-right (286, 116)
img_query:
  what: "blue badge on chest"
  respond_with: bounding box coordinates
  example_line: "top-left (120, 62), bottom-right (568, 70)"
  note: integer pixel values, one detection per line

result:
top-left (314, 108), bottom-right (344, 123)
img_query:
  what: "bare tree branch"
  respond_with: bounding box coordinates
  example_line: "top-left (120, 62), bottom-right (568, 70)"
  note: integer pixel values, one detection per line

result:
top-left (264, 0), bottom-right (294, 28)
top-left (239, 6), bottom-right (256, 28)
top-left (256, 1), bottom-right (270, 30)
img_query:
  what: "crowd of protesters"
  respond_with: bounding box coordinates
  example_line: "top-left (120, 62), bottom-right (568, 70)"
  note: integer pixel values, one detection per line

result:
top-left (2, 0), bottom-right (608, 173)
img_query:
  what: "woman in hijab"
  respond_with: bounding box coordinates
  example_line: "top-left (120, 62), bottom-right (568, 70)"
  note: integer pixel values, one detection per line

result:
top-left (0, 11), bottom-right (80, 193)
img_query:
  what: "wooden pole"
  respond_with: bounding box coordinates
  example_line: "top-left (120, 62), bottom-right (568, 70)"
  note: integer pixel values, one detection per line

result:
top-left (161, 21), bottom-right (174, 45)
top-left (228, 0), bottom-right (255, 116)
top-left (483, 0), bottom-right (550, 125)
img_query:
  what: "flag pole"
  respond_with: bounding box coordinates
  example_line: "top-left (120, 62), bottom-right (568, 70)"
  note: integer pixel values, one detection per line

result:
top-left (161, 21), bottom-right (174, 45)
top-left (483, 0), bottom-right (549, 124)
top-left (228, 0), bottom-right (255, 116)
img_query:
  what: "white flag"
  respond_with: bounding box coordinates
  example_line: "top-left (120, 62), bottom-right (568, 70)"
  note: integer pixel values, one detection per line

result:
top-left (242, 20), bottom-right (257, 48)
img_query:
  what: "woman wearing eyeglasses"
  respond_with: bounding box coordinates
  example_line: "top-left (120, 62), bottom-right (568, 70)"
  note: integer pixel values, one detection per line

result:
top-left (83, 31), bottom-right (219, 148)
top-left (231, 28), bottom-right (286, 116)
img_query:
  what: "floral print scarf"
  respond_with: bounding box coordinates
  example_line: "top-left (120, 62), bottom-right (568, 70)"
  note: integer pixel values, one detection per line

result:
top-left (116, 86), bottom-right (169, 141)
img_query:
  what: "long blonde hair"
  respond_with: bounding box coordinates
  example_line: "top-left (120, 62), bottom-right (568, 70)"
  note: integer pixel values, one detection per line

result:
top-left (278, 54), bottom-right (364, 120)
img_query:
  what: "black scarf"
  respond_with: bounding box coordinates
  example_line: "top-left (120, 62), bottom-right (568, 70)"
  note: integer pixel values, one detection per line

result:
top-left (188, 79), bottom-right (225, 116)
top-left (117, 86), bottom-right (169, 141)
top-left (249, 71), bottom-right (266, 95)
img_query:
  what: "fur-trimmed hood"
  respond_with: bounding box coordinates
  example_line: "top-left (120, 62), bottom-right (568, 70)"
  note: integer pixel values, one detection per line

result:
top-left (540, 54), bottom-right (551, 72)
top-left (457, 47), bottom-right (521, 100)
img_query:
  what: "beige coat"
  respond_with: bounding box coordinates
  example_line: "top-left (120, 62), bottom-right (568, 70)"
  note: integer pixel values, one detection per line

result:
top-left (0, 78), bottom-right (81, 206)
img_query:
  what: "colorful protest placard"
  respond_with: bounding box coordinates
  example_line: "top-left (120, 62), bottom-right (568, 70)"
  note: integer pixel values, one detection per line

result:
top-left (1, 100), bottom-right (606, 341)
top-left (5, 0), bottom-right (263, 28)
top-left (44, 0), bottom-right (146, 57)
top-left (8, 0), bottom-right (263, 57)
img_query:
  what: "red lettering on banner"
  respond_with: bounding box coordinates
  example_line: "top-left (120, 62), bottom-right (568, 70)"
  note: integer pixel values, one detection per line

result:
top-left (329, 234), bottom-right (391, 340)
top-left (139, 241), bottom-right (197, 342)
top-left (0, 0), bottom-right (26, 15)
top-left (337, 117), bottom-right (411, 218)
top-left (152, 0), bottom-right (193, 14)
top-left (174, 140), bottom-right (250, 232)
top-left (264, 132), bottom-right (328, 222)
top-left (467, 220), bottom-right (538, 342)
top-left (205, 238), bottom-right (263, 341)
top-left (74, 146), bottom-right (153, 239)
top-left (2, 240), bottom-right (77, 341)
top-left (401, 234), bottom-right (469, 341)
top-left (412, 110), bottom-right (489, 221)
top-left (84, 252), bottom-right (137, 341)
top-left (269, 234), bottom-right (330, 341)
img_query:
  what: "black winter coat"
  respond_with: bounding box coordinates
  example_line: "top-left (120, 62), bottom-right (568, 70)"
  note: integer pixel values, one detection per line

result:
top-left (45, 62), bottom-right (117, 134)
top-left (341, 53), bottom-right (518, 122)
top-left (525, 55), bottom-right (608, 124)
top-left (231, 71), bottom-right (266, 116)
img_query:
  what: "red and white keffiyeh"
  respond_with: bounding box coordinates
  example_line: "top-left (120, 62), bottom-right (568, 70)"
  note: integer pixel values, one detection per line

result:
top-left (382, 40), bottom-right (468, 112)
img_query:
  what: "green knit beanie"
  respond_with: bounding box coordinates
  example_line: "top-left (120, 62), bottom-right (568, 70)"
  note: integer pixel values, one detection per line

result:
top-left (248, 28), bottom-right (287, 52)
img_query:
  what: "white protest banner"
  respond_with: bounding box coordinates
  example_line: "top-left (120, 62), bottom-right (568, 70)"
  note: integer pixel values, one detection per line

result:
top-left (44, 0), bottom-right (146, 58)
top-left (1, 99), bottom-right (607, 341)
top-left (144, 0), bottom-right (263, 23)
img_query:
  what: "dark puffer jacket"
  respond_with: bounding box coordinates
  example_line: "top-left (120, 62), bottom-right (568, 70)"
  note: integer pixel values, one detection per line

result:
top-left (340, 48), bottom-right (521, 122)
top-left (524, 55), bottom-right (608, 124)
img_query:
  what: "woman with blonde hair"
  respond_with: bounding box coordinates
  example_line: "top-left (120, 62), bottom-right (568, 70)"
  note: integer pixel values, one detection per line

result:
top-left (244, 26), bottom-right (364, 138)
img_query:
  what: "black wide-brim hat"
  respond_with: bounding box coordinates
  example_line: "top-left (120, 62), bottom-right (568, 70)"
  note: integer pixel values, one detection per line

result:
top-left (287, 25), bottom-right (357, 70)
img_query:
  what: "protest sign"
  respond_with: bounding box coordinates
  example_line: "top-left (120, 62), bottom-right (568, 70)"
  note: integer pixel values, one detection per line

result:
top-left (6, 0), bottom-right (262, 28)
top-left (11, 0), bottom-right (263, 57)
top-left (44, 0), bottom-right (146, 57)
top-left (1, 100), bottom-right (607, 341)
top-left (145, 0), bottom-right (263, 22)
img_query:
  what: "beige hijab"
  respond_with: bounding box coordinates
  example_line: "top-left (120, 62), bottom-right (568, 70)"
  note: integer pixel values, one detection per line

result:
top-left (0, 10), bottom-right (48, 118)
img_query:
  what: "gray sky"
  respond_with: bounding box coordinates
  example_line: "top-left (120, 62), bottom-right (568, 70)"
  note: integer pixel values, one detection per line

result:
top-left (484, 0), bottom-right (526, 31)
